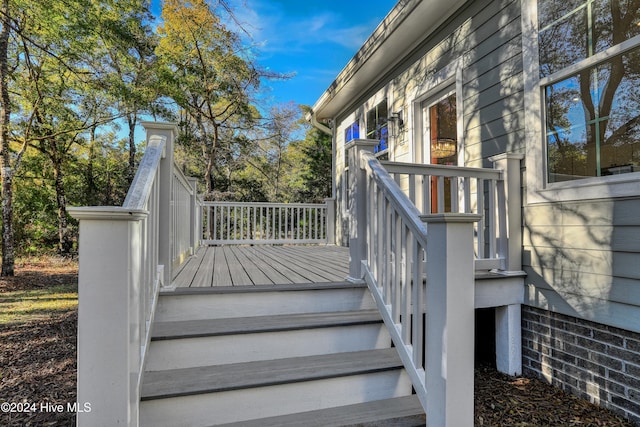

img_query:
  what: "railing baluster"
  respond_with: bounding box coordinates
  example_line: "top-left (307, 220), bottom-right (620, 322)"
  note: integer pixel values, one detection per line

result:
top-left (437, 176), bottom-right (445, 213)
top-left (477, 178), bottom-right (485, 259)
top-left (402, 223), bottom-right (411, 343)
top-left (463, 176), bottom-right (471, 213)
top-left (411, 239), bottom-right (423, 368)
top-left (451, 176), bottom-right (459, 212)
top-left (391, 209), bottom-right (400, 323)
top-left (488, 178), bottom-right (497, 259)
top-left (201, 201), bottom-right (329, 245)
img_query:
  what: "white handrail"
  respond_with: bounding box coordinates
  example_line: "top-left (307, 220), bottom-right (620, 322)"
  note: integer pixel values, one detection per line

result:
top-left (203, 201), bottom-right (331, 245)
top-left (346, 139), bottom-right (485, 427)
top-left (69, 122), bottom-right (201, 427)
top-left (382, 160), bottom-right (507, 271)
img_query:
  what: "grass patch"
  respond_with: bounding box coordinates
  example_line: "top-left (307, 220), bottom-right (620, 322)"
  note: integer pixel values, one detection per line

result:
top-left (0, 283), bottom-right (78, 325)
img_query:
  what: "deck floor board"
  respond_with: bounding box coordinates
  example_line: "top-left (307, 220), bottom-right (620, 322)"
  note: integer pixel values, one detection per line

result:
top-left (190, 247), bottom-right (215, 287)
top-left (173, 245), bottom-right (349, 287)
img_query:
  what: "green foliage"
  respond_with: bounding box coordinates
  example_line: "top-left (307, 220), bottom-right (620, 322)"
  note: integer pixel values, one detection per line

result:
top-left (0, 0), bottom-right (332, 260)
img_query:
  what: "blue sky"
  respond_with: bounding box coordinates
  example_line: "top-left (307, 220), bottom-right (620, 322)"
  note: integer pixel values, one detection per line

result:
top-left (150, 0), bottom-right (396, 108)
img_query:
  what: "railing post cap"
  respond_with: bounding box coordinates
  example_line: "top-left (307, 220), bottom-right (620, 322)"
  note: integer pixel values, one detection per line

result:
top-left (141, 121), bottom-right (179, 137)
top-left (68, 206), bottom-right (148, 221)
top-left (345, 139), bottom-right (380, 151)
top-left (419, 213), bottom-right (482, 224)
top-left (488, 152), bottom-right (525, 162)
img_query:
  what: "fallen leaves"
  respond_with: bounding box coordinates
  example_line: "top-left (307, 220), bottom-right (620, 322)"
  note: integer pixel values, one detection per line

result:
top-left (475, 365), bottom-right (634, 426)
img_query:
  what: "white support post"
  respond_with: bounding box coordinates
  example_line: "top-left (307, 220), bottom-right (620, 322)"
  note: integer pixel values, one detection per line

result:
top-left (424, 213), bottom-right (480, 427)
top-left (68, 207), bottom-right (147, 427)
top-left (495, 304), bottom-right (522, 376)
top-left (141, 122), bottom-right (178, 287)
top-left (489, 153), bottom-right (524, 274)
top-left (346, 139), bottom-right (379, 282)
top-left (325, 197), bottom-right (336, 245)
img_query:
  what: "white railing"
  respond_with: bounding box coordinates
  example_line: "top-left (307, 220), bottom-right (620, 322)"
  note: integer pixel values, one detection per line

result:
top-left (203, 200), bottom-right (335, 245)
top-left (382, 161), bottom-right (506, 271)
top-left (69, 122), bottom-right (200, 426)
top-left (346, 140), bottom-right (523, 427)
top-left (172, 166), bottom-right (201, 267)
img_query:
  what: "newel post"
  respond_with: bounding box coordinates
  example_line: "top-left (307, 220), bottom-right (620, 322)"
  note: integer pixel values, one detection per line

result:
top-left (489, 153), bottom-right (525, 376)
top-left (67, 208), bottom-right (147, 427)
top-left (424, 213), bottom-right (480, 427)
top-left (489, 153), bottom-right (524, 274)
top-left (141, 121), bottom-right (178, 287)
top-left (345, 139), bottom-right (378, 282)
top-left (325, 197), bottom-right (336, 245)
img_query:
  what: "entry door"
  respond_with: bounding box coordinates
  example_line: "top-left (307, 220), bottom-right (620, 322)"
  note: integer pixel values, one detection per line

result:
top-left (422, 91), bottom-right (458, 212)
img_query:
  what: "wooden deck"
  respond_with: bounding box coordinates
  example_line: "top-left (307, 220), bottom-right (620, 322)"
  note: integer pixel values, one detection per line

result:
top-left (172, 245), bottom-right (350, 287)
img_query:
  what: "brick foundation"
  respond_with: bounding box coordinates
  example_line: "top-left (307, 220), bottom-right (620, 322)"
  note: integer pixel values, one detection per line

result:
top-left (522, 305), bottom-right (640, 425)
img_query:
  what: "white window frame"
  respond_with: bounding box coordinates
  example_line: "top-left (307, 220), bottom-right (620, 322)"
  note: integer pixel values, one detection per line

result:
top-left (408, 56), bottom-right (465, 165)
top-left (522, 0), bottom-right (640, 204)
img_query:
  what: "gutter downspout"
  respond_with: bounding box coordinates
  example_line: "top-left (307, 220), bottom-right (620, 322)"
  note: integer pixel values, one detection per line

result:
top-left (306, 110), bottom-right (332, 136)
top-left (305, 110), bottom-right (338, 244)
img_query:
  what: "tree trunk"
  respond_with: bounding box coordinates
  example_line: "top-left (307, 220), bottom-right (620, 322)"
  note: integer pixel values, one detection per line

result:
top-left (0, 0), bottom-right (15, 275)
top-left (127, 112), bottom-right (137, 184)
top-left (52, 150), bottom-right (72, 255)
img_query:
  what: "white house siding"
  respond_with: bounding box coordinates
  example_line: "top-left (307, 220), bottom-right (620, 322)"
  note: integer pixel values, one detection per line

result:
top-left (523, 198), bottom-right (640, 334)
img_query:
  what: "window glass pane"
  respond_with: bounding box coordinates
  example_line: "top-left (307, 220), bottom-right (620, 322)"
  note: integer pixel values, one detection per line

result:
top-left (344, 121), bottom-right (359, 143)
top-left (366, 100), bottom-right (388, 153)
top-left (600, 49), bottom-right (640, 174)
top-left (546, 47), bottom-right (640, 182)
top-left (538, 0), bottom-right (640, 77)
top-left (546, 76), bottom-right (594, 181)
top-left (593, 0), bottom-right (640, 55)
top-left (539, 6), bottom-right (587, 77)
top-left (429, 94), bottom-right (457, 165)
top-left (538, 0), bottom-right (585, 29)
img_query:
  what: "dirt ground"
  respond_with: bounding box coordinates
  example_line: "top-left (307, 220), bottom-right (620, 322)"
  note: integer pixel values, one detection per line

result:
top-left (0, 259), bottom-right (635, 426)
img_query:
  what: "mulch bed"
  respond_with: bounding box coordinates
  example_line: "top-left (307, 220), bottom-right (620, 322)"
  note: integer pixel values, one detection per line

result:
top-left (0, 259), bottom-right (636, 426)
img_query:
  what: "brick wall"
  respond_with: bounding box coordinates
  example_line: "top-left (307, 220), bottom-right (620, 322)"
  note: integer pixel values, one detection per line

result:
top-left (522, 305), bottom-right (640, 425)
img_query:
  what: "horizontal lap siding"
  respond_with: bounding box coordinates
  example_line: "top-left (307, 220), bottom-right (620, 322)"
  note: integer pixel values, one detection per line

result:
top-left (523, 199), bottom-right (640, 333)
top-left (384, 0), bottom-right (525, 165)
top-left (458, 0), bottom-right (525, 166)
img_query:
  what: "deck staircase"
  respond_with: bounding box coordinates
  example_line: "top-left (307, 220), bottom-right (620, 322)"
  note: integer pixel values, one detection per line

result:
top-left (139, 282), bottom-right (426, 427)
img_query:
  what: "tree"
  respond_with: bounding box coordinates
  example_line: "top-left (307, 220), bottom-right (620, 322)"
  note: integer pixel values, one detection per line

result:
top-left (91, 0), bottom-right (161, 183)
top-left (156, 0), bottom-right (284, 194)
top-left (0, 0), bottom-right (156, 264)
top-left (0, 0), bottom-right (18, 274)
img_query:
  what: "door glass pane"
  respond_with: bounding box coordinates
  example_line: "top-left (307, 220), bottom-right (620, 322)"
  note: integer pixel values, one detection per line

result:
top-left (429, 94), bottom-right (457, 165)
top-left (427, 94), bottom-right (457, 212)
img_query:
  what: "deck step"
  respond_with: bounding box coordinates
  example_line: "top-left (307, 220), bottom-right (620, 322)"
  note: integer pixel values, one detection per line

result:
top-left (155, 282), bottom-right (376, 322)
top-left (142, 348), bottom-right (403, 400)
top-left (141, 284), bottom-right (421, 426)
top-left (213, 395), bottom-right (425, 427)
top-left (151, 309), bottom-right (383, 339)
top-left (140, 348), bottom-right (413, 426)
top-left (146, 310), bottom-right (391, 370)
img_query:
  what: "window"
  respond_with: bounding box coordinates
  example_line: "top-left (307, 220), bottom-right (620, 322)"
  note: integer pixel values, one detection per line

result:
top-left (366, 100), bottom-right (388, 154)
top-left (344, 121), bottom-right (360, 143)
top-left (539, 0), bottom-right (640, 183)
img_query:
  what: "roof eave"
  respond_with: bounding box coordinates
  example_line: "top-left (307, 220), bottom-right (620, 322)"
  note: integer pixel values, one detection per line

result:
top-left (311, 0), bottom-right (468, 121)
